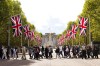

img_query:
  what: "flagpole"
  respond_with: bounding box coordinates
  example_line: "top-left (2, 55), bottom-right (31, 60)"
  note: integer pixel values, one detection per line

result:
top-left (72, 37), bottom-right (73, 46)
top-left (65, 38), bottom-right (67, 45)
top-left (79, 33), bottom-right (80, 45)
top-left (7, 21), bottom-right (11, 59)
top-left (21, 34), bottom-right (22, 47)
top-left (7, 22), bottom-right (10, 47)
top-left (6, 0), bottom-right (10, 47)
top-left (86, 35), bottom-right (87, 45)
top-left (78, 16), bottom-right (80, 45)
top-left (89, 17), bottom-right (91, 45)
top-left (8, 25), bottom-right (10, 47)
top-left (84, 35), bottom-right (85, 45)
top-left (28, 39), bottom-right (29, 47)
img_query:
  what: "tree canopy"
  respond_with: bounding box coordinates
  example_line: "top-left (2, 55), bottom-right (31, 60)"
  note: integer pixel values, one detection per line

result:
top-left (58, 0), bottom-right (100, 45)
top-left (0, 0), bottom-right (42, 47)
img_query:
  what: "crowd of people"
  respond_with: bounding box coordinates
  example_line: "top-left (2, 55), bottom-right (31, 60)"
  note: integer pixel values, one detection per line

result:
top-left (28, 45), bottom-right (53, 60)
top-left (55, 45), bottom-right (99, 59)
top-left (0, 44), bottom-right (99, 60)
top-left (0, 45), bottom-right (53, 60)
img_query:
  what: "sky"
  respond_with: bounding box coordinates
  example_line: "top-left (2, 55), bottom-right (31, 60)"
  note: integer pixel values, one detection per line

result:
top-left (19, 0), bottom-right (85, 35)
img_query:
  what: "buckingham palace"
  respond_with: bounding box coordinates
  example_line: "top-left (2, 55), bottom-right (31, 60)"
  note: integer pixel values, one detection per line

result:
top-left (41, 33), bottom-right (57, 47)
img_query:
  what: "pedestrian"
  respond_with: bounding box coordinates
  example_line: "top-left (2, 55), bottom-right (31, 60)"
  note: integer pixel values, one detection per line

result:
top-left (63, 45), bottom-right (66, 58)
top-left (41, 46), bottom-right (44, 57)
top-left (0, 44), bottom-right (2, 59)
top-left (55, 46), bottom-right (60, 58)
top-left (21, 46), bottom-right (26, 60)
top-left (35, 46), bottom-right (40, 60)
top-left (45, 46), bottom-right (49, 59)
top-left (33, 46), bottom-right (37, 59)
top-left (72, 46), bottom-right (77, 58)
top-left (66, 46), bottom-right (70, 58)
top-left (31, 46), bottom-right (34, 59)
top-left (2, 46), bottom-right (7, 59)
top-left (59, 45), bottom-right (63, 58)
top-left (11, 48), bottom-right (14, 58)
top-left (87, 46), bottom-right (92, 58)
top-left (93, 46), bottom-right (99, 59)
top-left (48, 45), bottom-right (53, 58)
top-left (76, 45), bottom-right (80, 58)
top-left (81, 44), bottom-right (87, 59)
top-left (28, 47), bottom-right (32, 59)
top-left (12, 47), bottom-right (17, 59)
top-left (6, 46), bottom-right (10, 60)
top-left (15, 47), bottom-right (18, 58)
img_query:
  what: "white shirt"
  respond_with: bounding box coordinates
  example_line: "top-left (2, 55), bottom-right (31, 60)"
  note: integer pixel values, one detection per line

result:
top-left (82, 46), bottom-right (86, 50)
top-left (59, 46), bottom-right (62, 51)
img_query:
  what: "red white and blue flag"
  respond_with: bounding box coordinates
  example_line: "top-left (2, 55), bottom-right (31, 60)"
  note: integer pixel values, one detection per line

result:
top-left (23, 25), bottom-right (31, 39)
top-left (35, 35), bottom-right (42, 44)
top-left (58, 36), bottom-right (63, 45)
top-left (78, 16), bottom-right (88, 35)
top-left (11, 15), bottom-right (22, 37)
top-left (57, 39), bottom-right (60, 45)
top-left (71, 24), bottom-right (78, 39)
top-left (65, 30), bottom-right (71, 40)
top-left (60, 35), bottom-right (65, 44)
top-left (29, 30), bottom-right (34, 40)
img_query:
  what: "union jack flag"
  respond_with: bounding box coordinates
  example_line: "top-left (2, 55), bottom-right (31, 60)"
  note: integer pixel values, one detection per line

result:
top-left (35, 35), bottom-right (42, 45)
top-left (65, 30), bottom-right (71, 40)
top-left (60, 35), bottom-right (65, 44)
top-left (58, 37), bottom-right (63, 45)
top-left (78, 16), bottom-right (88, 35)
top-left (29, 30), bottom-right (34, 40)
top-left (11, 15), bottom-right (22, 37)
top-left (23, 25), bottom-right (31, 39)
top-left (71, 24), bottom-right (78, 39)
top-left (57, 36), bottom-right (61, 45)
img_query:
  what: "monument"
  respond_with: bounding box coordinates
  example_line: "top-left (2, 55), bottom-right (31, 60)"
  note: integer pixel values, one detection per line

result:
top-left (42, 33), bottom-right (57, 47)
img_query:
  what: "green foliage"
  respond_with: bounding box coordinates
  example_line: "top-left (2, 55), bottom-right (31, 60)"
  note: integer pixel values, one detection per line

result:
top-left (81, 0), bottom-right (100, 42)
top-left (57, 0), bottom-right (100, 45)
top-left (0, 0), bottom-right (41, 47)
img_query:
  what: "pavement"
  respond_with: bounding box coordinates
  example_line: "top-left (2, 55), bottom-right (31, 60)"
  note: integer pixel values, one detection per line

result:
top-left (0, 50), bottom-right (100, 66)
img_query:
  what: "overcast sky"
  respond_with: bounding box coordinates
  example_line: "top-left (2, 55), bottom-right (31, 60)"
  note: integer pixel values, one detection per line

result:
top-left (19, 0), bottom-right (85, 35)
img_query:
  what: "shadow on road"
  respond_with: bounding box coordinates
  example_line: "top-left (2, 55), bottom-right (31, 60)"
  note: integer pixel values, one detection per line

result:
top-left (0, 60), bottom-right (35, 66)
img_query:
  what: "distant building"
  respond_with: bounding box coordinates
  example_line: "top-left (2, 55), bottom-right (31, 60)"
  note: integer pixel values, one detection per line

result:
top-left (42, 33), bottom-right (57, 47)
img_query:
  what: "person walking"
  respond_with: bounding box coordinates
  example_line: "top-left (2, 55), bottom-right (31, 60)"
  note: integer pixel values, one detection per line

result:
top-left (21, 46), bottom-right (26, 60)
top-left (55, 46), bottom-right (60, 58)
top-left (2, 46), bottom-right (7, 59)
top-left (48, 45), bottom-right (53, 58)
top-left (81, 45), bottom-right (87, 59)
top-left (12, 47), bottom-right (17, 59)
top-left (45, 46), bottom-right (49, 59)
top-left (63, 45), bottom-right (66, 58)
top-left (59, 45), bottom-right (63, 58)
top-left (35, 46), bottom-right (40, 60)
top-left (66, 46), bottom-right (70, 58)
top-left (93, 46), bottom-right (99, 59)
top-left (41, 46), bottom-right (44, 57)
top-left (87, 46), bottom-right (92, 58)
top-left (28, 47), bottom-right (32, 59)
top-left (0, 44), bottom-right (2, 59)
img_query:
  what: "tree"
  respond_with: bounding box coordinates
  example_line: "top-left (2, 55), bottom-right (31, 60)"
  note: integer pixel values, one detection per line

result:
top-left (0, 0), bottom-right (41, 47)
top-left (81, 0), bottom-right (100, 42)
top-left (57, 0), bottom-right (100, 45)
